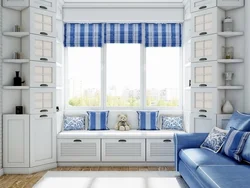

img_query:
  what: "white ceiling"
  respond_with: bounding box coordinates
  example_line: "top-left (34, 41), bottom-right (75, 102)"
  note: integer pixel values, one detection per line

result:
top-left (64, 0), bottom-right (183, 2)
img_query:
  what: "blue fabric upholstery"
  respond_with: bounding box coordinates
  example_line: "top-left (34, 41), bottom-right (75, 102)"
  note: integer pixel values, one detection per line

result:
top-left (226, 111), bottom-right (250, 131)
top-left (241, 136), bottom-right (250, 164)
top-left (197, 166), bottom-right (250, 188)
top-left (174, 133), bottom-right (208, 171)
top-left (137, 111), bottom-right (159, 130)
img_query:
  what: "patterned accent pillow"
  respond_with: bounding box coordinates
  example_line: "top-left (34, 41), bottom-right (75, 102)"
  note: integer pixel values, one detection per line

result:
top-left (162, 116), bottom-right (184, 131)
top-left (137, 111), bottom-right (159, 130)
top-left (87, 111), bottom-right (109, 130)
top-left (223, 128), bottom-right (250, 162)
top-left (64, 116), bottom-right (85, 131)
top-left (200, 127), bottom-right (228, 153)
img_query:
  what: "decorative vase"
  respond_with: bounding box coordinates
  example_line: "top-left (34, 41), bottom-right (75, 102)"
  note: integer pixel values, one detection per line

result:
top-left (222, 100), bottom-right (234, 114)
top-left (14, 71), bottom-right (25, 86)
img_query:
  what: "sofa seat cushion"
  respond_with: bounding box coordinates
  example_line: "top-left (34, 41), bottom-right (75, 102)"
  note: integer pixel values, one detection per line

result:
top-left (179, 148), bottom-right (238, 173)
top-left (57, 130), bottom-right (185, 139)
top-left (197, 165), bottom-right (250, 188)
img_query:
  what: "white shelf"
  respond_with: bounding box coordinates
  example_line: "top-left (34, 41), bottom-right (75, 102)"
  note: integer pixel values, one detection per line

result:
top-left (218, 86), bottom-right (244, 90)
top-left (3, 32), bottom-right (29, 38)
top-left (3, 59), bottom-right (29, 64)
top-left (218, 59), bottom-right (243, 64)
top-left (218, 32), bottom-right (244, 38)
top-left (3, 86), bottom-right (29, 90)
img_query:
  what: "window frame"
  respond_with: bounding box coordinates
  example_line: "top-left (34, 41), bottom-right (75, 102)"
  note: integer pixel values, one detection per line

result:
top-left (64, 44), bottom-right (183, 111)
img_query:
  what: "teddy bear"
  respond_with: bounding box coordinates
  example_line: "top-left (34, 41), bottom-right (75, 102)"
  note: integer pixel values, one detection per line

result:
top-left (115, 114), bottom-right (131, 131)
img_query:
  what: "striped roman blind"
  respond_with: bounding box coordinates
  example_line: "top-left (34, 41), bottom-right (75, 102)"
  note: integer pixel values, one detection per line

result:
top-left (104, 23), bottom-right (142, 43)
top-left (145, 23), bottom-right (182, 47)
top-left (64, 23), bottom-right (103, 47)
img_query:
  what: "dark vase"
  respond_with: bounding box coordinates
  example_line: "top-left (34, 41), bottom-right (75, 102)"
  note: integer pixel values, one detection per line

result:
top-left (14, 71), bottom-right (22, 86)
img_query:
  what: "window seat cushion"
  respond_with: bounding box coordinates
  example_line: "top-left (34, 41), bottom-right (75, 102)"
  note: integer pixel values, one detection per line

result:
top-left (57, 129), bottom-right (186, 139)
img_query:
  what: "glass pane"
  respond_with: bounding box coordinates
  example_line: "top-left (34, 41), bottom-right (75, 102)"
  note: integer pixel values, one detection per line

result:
top-left (106, 44), bottom-right (140, 107)
top-left (146, 47), bottom-right (180, 107)
top-left (68, 47), bottom-right (101, 107)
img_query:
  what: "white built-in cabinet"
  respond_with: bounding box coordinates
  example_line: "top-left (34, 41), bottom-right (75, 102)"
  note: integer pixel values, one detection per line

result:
top-left (190, 113), bottom-right (216, 133)
top-left (191, 0), bottom-right (217, 13)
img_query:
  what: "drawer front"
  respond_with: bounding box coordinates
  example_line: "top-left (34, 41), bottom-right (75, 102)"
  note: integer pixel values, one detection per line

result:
top-left (30, 35), bottom-right (56, 63)
top-left (30, 8), bottom-right (56, 37)
top-left (58, 139), bottom-right (101, 162)
top-left (30, 61), bottom-right (56, 88)
top-left (191, 35), bottom-right (218, 63)
top-left (146, 139), bottom-right (174, 162)
top-left (102, 139), bottom-right (145, 162)
top-left (191, 113), bottom-right (216, 133)
top-left (30, 0), bottom-right (56, 13)
top-left (191, 88), bottom-right (217, 113)
top-left (191, 0), bottom-right (217, 13)
top-left (30, 88), bottom-right (56, 114)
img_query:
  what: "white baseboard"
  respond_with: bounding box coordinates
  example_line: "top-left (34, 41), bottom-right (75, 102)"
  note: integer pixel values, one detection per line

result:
top-left (0, 168), bottom-right (4, 176)
top-left (4, 163), bottom-right (57, 174)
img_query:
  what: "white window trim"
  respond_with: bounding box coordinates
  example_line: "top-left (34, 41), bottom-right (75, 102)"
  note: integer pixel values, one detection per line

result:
top-left (64, 45), bottom-right (183, 111)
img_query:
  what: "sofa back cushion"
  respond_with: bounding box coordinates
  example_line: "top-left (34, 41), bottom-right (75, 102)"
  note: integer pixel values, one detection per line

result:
top-left (87, 111), bottom-right (109, 130)
top-left (241, 136), bottom-right (250, 164)
top-left (226, 111), bottom-right (250, 131)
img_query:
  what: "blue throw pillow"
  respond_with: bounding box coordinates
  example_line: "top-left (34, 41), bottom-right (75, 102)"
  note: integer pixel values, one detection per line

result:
top-left (64, 116), bottom-right (85, 131)
top-left (223, 128), bottom-right (250, 162)
top-left (137, 111), bottom-right (159, 130)
top-left (87, 111), bottom-right (109, 130)
top-left (200, 127), bottom-right (228, 153)
top-left (241, 137), bottom-right (250, 164)
top-left (225, 111), bottom-right (250, 131)
top-left (162, 116), bottom-right (184, 131)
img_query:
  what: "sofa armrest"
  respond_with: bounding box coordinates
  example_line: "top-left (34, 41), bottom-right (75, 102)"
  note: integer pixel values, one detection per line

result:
top-left (174, 133), bottom-right (208, 171)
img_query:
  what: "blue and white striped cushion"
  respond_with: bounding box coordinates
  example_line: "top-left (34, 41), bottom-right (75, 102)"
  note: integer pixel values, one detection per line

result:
top-left (87, 111), bottom-right (109, 130)
top-left (137, 111), bottom-right (159, 130)
top-left (223, 128), bottom-right (250, 162)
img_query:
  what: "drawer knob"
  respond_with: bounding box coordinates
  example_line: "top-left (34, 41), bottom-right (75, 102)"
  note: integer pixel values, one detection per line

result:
top-left (74, 139), bottom-right (82, 142)
top-left (199, 115), bottom-right (207, 118)
top-left (199, 32), bottom-right (207, 36)
top-left (199, 6), bottom-right (207, 10)
top-left (40, 58), bottom-right (48, 61)
top-left (163, 139), bottom-right (171, 143)
top-left (40, 84), bottom-right (48, 87)
top-left (40, 32), bottom-right (48, 36)
top-left (199, 84), bottom-right (207, 87)
top-left (40, 109), bottom-right (48, 112)
top-left (40, 115), bottom-right (48, 118)
top-left (199, 109), bottom-right (207, 113)
top-left (118, 139), bottom-right (127, 142)
top-left (39, 6), bottom-right (47, 10)
top-left (199, 58), bottom-right (207, 61)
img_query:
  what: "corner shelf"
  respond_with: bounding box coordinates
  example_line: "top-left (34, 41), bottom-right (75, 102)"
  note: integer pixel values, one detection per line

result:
top-left (3, 32), bottom-right (29, 38)
top-left (218, 59), bottom-right (243, 64)
top-left (3, 86), bottom-right (29, 90)
top-left (218, 32), bottom-right (244, 38)
top-left (3, 59), bottom-right (29, 64)
top-left (217, 86), bottom-right (244, 90)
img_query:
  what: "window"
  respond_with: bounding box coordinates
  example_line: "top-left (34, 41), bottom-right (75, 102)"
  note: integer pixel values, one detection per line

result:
top-left (106, 44), bottom-right (141, 107)
top-left (67, 47), bottom-right (101, 107)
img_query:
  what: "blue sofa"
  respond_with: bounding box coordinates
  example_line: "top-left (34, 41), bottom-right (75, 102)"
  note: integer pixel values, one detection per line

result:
top-left (174, 133), bottom-right (250, 188)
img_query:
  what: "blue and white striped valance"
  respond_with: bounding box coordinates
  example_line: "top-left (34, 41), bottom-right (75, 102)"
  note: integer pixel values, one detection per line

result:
top-left (104, 23), bottom-right (142, 43)
top-left (145, 23), bottom-right (182, 47)
top-left (64, 23), bottom-right (103, 47)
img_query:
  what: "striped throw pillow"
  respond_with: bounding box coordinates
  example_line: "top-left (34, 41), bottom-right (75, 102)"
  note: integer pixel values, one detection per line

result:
top-left (87, 111), bottom-right (109, 130)
top-left (223, 128), bottom-right (250, 162)
top-left (137, 111), bottom-right (159, 130)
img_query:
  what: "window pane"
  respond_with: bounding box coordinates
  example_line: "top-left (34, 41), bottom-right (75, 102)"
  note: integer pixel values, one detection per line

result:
top-left (106, 44), bottom-right (140, 107)
top-left (146, 47), bottom-right (180, 107)
top-left (67, 47), bottom-right (101, 107)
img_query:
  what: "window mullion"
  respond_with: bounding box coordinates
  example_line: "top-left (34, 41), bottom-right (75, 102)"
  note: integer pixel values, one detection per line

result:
top-left (102, 45), bottom-right (107, 110)
top-left (141, 44), bottom-right (146, 109)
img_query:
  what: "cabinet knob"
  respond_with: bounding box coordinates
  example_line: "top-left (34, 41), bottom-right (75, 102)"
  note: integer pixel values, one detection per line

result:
top-left (199, 84), bottom-right (207, 87)
top-left (40, 115), bottom-right (48, 118)
top-left (40, 109), bottom-right (48, 112)
top-left (40, 32), bottom-right (48, 36)
top-left (199, 109), bottom-right (207, 113)
top-left (199, 6), bottom-right (207, 10)
top-left (163, 139), bottom-right (172, 143)
top-left (199, 32), bottom-right (207, 36)
top-left (199, 115), bottom-right (207, 118)
top-left (118, 139), bottom-right (127, 142)
top-left (40, 84), bottom-right (48, 87)
top-left (40, 58), bottom-right (48, 61)
top-left (39, 6), bottom-right (47, 10)
top-left (199, 58), bottom-right (207, 61)
top-left (74, 139), bottom-right (82, 142)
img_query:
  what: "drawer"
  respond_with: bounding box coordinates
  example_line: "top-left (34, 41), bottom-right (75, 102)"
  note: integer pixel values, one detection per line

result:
top-left (191, 8), bottom-right (225, 37)
top-left (102, 139), bottom-right (145, 162)
top-left (191, 61), bottom-right (225, 87)
top-left (191, 113), bottom-right (216, 133)
top-left (58, 139), bottom-right (101, 162)
top-left (30, 0), bottom-right (56, 13)
top-left (191, 35), bottom-right (225, 62)
top-left (146, 139), bottom-right (174, 162)
top-left (191, 0), bottom-right (217, 13)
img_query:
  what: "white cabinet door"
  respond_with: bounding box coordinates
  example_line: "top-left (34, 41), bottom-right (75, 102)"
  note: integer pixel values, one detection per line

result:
top-left (191, 35), bottom-right (225, 62)
top-left (146, 139), bottom-right (174, 162)
top-left (3, 115), bottom-right (29, 168)
top-left (191, 8), bottom-right (225, 37)
top-left (30, 0), bottom-right (56, 12)
top-left (102, 139), bottom-right (145, 162)
top-left (191, 0), bottom-right (217, 12)
top-left (191, 113), bottom-right (216, 133)
top-left (30, 88), bottom-right (56, 114)
top-left (191, 61), bottom-right (225, 87)
top-left (3, 0), bottom-right (29, 8)
top-left (30, 8), bottom-right (56, 37)
top-left (217, 0), bottom-right (244, 9)
top-left (30, 114), bottom-right (56, 167)
top-left (30, 61), bottom-right (56, 88)
top-left (30, 35), bottom-right (56, 63)
top-left (58, 139), bottom-right (101, 162)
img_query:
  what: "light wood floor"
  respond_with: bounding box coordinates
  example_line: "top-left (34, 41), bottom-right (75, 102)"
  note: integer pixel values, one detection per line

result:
top-left (0, 166), bottom-right (175, 188)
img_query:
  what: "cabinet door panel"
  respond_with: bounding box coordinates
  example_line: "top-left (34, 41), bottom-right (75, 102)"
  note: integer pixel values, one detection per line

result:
top-left (30, 0), bottom-right (56, 12)
top-left (191, 113), bottom-right (216, 133)
top-left (191, 0), bottom-right (217, 12)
